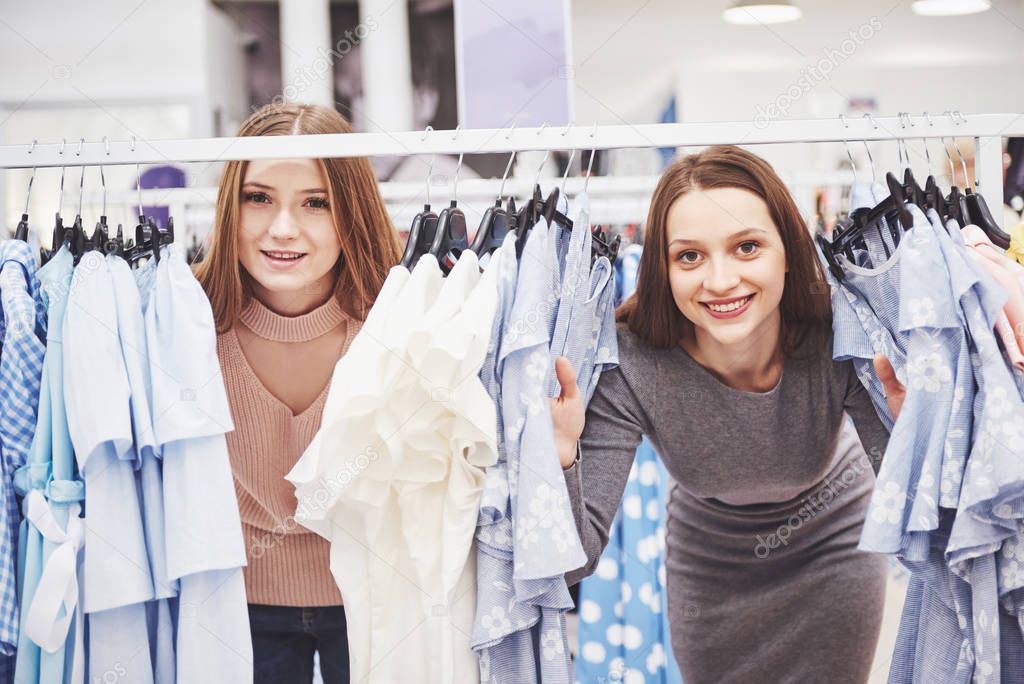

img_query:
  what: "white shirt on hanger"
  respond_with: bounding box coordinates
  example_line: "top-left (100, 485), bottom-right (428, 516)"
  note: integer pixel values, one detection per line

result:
top-left (289, 252), bottom-right (499, 683)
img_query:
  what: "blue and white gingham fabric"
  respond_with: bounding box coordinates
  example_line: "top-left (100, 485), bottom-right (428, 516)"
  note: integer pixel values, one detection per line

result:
top-left (826, 203), bottom-right (1024, 682)
top-left (0, 239), bottom-right (47, 683)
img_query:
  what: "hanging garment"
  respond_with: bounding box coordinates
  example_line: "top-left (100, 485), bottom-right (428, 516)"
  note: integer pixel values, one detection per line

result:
top-left (831, 203), bottom-right (1024, 681)
top-left (838, 206), bottom-right (970, 557)
top-left (960, 223), bottom-right (1024, 367)
top-left (473, 215), bottom-right (583, 684)
top-left (471, 232), bottom-right (528, 679)
top-left (554, 195), bottom-right (618, 407)
top-left (0, 239), bottom-right (47, 684)
top-left (141, 244), bottom-right (251, 683)
top-left (577, 225), bottom-right (682, 684)
top-left (14, 245), bottom-right (84, 684)
top-left (62, 251), bottom-right (155, 683)
top-left (290, 251), bottom-right (498, 683)
top-left (108, 254), bottom-right (176, 684)
top-left (473, 193), bottom-right (620, 683)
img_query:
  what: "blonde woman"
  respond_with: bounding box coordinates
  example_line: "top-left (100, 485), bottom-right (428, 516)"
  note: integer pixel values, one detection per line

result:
top-left (194, 103), bottom-right (402, 684)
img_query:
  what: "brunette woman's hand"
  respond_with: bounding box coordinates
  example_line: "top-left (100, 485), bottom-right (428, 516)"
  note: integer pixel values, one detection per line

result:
top-left (550, 356), bottom-right (585, 469)
top-left (873, 354), bottom-right (906, 421)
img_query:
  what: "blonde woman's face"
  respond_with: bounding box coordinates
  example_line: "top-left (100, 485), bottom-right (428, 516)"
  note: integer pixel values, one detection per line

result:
top-left (237, 158), bottom-right (342, 313)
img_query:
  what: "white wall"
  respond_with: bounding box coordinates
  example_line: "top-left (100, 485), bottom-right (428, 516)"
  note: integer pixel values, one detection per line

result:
top-left (0, 0), bottom-right (248, 233)
top-left (0, 0), bottom-right (207, 106)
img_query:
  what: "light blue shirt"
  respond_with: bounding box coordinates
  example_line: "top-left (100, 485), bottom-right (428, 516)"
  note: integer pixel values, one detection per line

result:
top-left (63, 251), bottom-right (155, 682)
top-left (13, 246), bottom-right (83, 684)
top-left (141, 244), bottom-right (250, 682)
top-left (109, 254), bottom-right (176, 684)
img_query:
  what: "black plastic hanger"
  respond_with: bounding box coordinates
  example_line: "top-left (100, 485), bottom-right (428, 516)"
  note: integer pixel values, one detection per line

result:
top-left (590, 226), bottom-right (620, 266)
top-left (945, 113), bottom-right (1011, 246)
top-left (965, 189), bottom-right (1011, 248)
top-left (924, 174), bottom-right (946, 218)
top-left (40, 140), bottom-right (70, 265)
top-left (400, 203), bottom-right (439, 268)
top-left (83, 163), bottom-right (114, 256)
top-left (824, 172), bottom-right (912, 279)
top-left (68, 157), bottom-right (89, 264)
top-left (917, 121), bottom-right (949, 220)
top-left (470, 150), bottom-right (517, 257)
top-left (515, 150), bottom-right (558, 255)
top-left (469, 200), bottom-right (511, 257)
top-left (428, 200), bottom-right (468, 273)
top-left (953, 138), bottom-right (1012, 247)
top-left (68, 214), bottom-right (86, 264)
top-left (427, 151), bottom-right (469, 273)
top-left (125, 216), bottom-right (173, 266)
top-left (515, 183), bottom-right (543, 254)
top-left (902, 167), bottom-right (925, 211)
top-left (894, 116), bottom-right (926, 211)
top-left (14, 140), bottom-right (38, 242)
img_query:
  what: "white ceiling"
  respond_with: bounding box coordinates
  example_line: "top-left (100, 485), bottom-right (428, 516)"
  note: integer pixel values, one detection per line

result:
top-left (569, 0), bottom-right (1024, 122)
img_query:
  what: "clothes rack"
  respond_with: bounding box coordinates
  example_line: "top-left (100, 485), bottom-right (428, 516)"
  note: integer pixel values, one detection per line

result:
top-left (1, 112), bottom-right (1021, 227)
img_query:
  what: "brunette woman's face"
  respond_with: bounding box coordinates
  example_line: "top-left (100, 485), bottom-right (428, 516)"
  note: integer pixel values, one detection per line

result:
top-left (237, 158), bottom-right (342, 311)
top-left (665, 186), bottom-right (787, 349)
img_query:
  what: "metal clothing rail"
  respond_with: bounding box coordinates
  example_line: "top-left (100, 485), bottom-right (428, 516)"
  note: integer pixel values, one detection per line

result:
top-left (1, 112), bottom-right (1020, 215)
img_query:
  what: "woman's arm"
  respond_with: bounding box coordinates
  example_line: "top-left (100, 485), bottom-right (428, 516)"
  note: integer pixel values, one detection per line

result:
top-left (551, 358), bottom-right (645, 586)
top-left (842, 354), bottom-right (905, 474)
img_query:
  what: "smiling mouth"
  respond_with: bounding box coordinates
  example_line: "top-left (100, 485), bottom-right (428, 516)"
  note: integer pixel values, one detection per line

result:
top-left (701, 294), bottom-right (754, 313)
top-left (261, 250), bottom-right (307, 262)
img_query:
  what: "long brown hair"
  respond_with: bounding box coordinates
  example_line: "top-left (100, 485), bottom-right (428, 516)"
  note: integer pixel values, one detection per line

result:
top-left (618, 145), bottom-right (830, 356)
top-left (194, 103), bottom-right (403, 333)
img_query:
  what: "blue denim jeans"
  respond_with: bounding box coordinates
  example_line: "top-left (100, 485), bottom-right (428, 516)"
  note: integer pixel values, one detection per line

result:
top-left (248, 604), bottom-right (350, 684)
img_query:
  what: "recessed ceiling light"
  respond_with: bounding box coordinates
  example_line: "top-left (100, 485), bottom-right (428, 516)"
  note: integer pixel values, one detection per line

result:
top-left (912, 0), bottom-right (991, 16)
top-left (723, 1), bottom-right (803, 25)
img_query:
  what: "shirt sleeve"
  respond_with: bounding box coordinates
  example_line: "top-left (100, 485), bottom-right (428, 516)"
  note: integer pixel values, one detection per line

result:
top-left (563, 365), bottom-right (646, 586)
top-left (841, 359), bottom-right (891, 475)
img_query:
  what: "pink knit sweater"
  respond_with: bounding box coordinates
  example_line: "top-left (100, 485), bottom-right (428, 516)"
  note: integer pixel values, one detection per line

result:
top-left (216, 296), bottom-right (358, 606)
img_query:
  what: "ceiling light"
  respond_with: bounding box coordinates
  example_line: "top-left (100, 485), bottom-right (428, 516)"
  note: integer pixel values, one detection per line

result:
top-left (912, 0), bottom-right (991, 16)
top-left (723, 1), bottom-right (803, 25)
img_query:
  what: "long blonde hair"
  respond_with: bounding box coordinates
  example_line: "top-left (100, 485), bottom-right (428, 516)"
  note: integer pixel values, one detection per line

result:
top-left (194, 103), bottom-right (403, 333)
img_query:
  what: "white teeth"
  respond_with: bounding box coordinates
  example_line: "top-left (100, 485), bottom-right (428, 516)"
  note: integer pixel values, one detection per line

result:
top-left (265, 251), bottom-right (303, 260)
top-left (707, 296), bottom-right (751, 313)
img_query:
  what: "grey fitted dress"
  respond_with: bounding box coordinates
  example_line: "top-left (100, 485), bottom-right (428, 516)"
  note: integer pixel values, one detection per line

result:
top-left (564, 324), bottom-right (892, 684)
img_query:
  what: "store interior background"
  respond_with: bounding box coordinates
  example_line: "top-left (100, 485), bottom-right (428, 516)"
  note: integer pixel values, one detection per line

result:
top-left (2, 0), bottom-right (1023, 247)
top-left (1, 3), bottom-right (1022, 679)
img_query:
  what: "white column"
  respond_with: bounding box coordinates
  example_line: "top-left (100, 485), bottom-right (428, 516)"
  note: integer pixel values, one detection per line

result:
top-left (279, 0), bottom-right (334, 107)
top-left (359, 0), bottom-right (414, 133)
top-left (975, 135), bottom-right (1006, 228)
